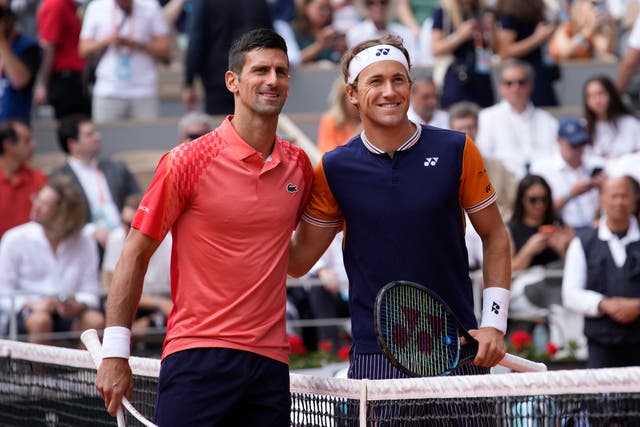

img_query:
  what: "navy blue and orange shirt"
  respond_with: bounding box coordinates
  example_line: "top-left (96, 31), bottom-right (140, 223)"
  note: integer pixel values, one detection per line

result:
top-left (303, 124), bottom-right (496, 354)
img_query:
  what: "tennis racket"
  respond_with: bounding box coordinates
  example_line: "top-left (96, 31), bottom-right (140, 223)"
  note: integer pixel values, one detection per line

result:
top-left (81, 329), bottom-right (158, 427)
top-left (374, 281), bottom-right (548, 376)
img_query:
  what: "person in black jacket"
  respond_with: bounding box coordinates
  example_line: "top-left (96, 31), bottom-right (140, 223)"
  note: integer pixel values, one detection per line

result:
top-left (182, 0), bottom-right (273, 115)
top-left (49, 114), bottom-right (139, 249)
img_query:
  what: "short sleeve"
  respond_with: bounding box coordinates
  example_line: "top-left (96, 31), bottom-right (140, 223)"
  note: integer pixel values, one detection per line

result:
top-left (499, 14), bottom-right (518, 31)
top-left (36, 0), bottom-right (62, 44)
top-left (150, 1), bottom-right (170, 36)
top-left (80, 2), bottom-right (98, 40)
top-left (302, 158), bottom-right (343, 228)
top-left (432, 8), bottom-right (445, 31)
top-left (459, 135), bottom-right (497, 213)
top-left (132, 150), bottom-right (189, 241)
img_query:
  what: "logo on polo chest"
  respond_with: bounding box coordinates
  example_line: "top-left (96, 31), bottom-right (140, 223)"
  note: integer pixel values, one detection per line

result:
top-left (424, 157), bottom-right (439, 167)
top-left (287, 183), bottom-right (298, 193)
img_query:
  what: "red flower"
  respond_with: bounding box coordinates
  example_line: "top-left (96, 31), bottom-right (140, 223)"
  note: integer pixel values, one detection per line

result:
top-left (546, 342), bottom-right (558, 356)
top-left (318, 340), bottom-right (333, 353)
top-left (337, 345), bottom-right (350, 361)
top-left (288, 334), bottom-right (307, 355)
top-left (509, 330), bottom-right (532, 352)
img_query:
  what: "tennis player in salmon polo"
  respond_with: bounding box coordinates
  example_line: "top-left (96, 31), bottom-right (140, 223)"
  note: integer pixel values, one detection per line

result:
top-left (289, 34), bottom-right (513, 379)
top-left (95, 28), bottom-right (313, 426)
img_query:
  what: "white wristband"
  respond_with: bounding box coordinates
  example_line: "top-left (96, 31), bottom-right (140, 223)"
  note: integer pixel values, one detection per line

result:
top-left (480, 287), bottom-right (510, 334)
top-left (101, 326), bottom-right (131, 359)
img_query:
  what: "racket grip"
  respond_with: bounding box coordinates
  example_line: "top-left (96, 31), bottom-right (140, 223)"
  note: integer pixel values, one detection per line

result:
top-left (81, 329), bottom-right (103, 367)
top-left (81, 329), bottom-right (159, 427)
top-left (499, 352), bottom-right (548, 372)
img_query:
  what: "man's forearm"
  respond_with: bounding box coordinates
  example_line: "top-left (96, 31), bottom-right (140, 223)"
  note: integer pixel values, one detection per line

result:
top-left (482, 225), bottom-right (511, 290)
top-left (36, 43), bottom-right (55, 87)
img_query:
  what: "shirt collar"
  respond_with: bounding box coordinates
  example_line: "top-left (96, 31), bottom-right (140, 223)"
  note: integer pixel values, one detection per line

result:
top-left (360, 121), bottom-right (422, 155)
top-left (598, 215), bottom-right (640, 244)
top-left (501, 99), bottom-right (535, 119)
top-left (218, 115), bottom-right (281, 164)
top-left (68, 156), bottom-right (98, 171)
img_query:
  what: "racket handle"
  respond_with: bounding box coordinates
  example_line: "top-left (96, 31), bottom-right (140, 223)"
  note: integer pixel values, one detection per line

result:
top-left (499, 352), bottom-right (548, 372)
top-left (81, 329), bottom-right (159, 427)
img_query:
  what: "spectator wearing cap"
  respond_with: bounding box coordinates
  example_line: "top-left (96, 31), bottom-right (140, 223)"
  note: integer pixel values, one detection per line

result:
top-left (530, 117), bottom-right (606, 234)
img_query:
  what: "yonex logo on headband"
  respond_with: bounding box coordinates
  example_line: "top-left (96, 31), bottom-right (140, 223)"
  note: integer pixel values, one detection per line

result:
top-left (347, 44), bottom-right (409, 84)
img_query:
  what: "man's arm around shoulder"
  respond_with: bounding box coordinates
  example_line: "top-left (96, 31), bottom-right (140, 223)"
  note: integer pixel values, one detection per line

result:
top-left (289, 220), bottom-right (339, 278)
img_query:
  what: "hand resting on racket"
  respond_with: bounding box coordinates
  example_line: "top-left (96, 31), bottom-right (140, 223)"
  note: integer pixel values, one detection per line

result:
top-left (375, 281), bottom-right (547, 376)
top-left (465, 327), bottom-right (507, 368)
top-left (96, 357), bottom-right (135, 417)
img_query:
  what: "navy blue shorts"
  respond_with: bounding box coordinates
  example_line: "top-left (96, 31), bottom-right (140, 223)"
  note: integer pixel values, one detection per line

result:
top-left (154, 347), bottom-right (290, 427)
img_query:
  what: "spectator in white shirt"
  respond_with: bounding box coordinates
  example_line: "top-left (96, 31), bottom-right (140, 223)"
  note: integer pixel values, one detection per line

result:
top-left (79, 0), bottom-right (171, 122)
top-left (0, 175), bottom-right (104, 344)
top-left (476, 59), bottom-right (559, 179)
top-left (562, 176), bottom-right (640, 368)
top-left (583, 75), bottom-right (640, 161)
top-left (449, 100), bottom-right (517, 219)
top-left (530, 117), bottom-right (606, 233)
top-left (407, 76), bottom-right (450, 128)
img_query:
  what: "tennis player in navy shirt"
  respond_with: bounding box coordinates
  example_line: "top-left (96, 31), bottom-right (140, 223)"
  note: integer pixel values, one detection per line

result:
top-left (289, 35), bottom-right (513, 379)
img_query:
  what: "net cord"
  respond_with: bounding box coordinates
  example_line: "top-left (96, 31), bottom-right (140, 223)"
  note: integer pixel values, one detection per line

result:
top-left (3, 339), bottom-right (640, 401)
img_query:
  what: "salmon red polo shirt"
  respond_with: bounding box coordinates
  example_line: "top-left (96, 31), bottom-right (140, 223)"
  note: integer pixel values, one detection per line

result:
top-left (132, 116), bottom-right (313, 364)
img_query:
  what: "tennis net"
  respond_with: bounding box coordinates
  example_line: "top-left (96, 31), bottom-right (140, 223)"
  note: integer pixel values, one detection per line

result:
top-left (1, 339), bottom-right (639, 426)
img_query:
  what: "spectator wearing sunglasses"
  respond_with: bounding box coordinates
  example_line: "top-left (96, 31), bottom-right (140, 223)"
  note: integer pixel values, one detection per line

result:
top-left (476, 59), bottom-right (559, 179)
top-left (508, 174), bottom-right (574, 272)
top-left (177, 111), bottom-right (215, 144)
top-left (530, 117), bottom-right (605, 235)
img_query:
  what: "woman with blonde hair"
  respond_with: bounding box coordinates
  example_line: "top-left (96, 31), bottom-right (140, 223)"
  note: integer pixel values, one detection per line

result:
top-left (431, 0), bottom-right (496, 108)
top-left (317, 77), bottom-right (362, 153)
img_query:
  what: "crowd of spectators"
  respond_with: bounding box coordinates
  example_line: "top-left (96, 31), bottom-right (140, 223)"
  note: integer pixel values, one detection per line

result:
top-left (0, 0), bottom-right (639, 363)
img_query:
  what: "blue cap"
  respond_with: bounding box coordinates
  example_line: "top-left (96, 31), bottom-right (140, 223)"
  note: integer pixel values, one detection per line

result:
top-left (558, 117), bottom-right (589, 146)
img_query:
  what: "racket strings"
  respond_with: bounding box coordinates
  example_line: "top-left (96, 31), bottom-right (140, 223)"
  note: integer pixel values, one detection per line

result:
top-left (381, 287), bottom-right (458, 376)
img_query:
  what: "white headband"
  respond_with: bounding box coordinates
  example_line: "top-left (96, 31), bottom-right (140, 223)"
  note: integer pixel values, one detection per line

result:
top-left (347, 44), bottom-right (409, 84)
